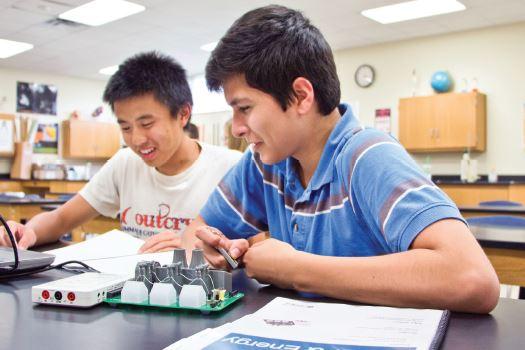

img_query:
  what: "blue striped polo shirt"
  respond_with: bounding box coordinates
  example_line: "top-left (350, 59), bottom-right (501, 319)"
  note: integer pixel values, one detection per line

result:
top-left (200, 103), bottom-right (464, 257)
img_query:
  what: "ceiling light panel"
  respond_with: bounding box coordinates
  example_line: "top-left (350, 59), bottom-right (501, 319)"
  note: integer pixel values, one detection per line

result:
top-left (99, 65), bottom-right (119, 75)
top-left (59, 0), bottom-right (145, 26)
top-left (362, 0), bottom-right (466, 24)
top-left (0, 39), bottom-right (34, 59)
top-left (200, 42), bottom-right (218, 52)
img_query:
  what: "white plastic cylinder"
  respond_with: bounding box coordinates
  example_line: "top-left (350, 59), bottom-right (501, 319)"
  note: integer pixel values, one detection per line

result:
top-left (121, 280), bottom-right (149, 304)
top-left (178, 285), bottom-right (207, 308)
top-left (149, 283), bottom-right (178, 306)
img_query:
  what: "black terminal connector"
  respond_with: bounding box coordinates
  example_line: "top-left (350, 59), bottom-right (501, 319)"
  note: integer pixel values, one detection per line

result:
top-left (106, 287), bottom-right (123, 299)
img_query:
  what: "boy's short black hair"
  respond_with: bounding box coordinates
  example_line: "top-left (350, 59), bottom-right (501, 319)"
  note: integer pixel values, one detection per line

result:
top-left (205, 5), bottom-right (340, 116)
top-left (103, 51), bottom-right (193, 119)
top-left (184, 122), bottom-right (199, 139)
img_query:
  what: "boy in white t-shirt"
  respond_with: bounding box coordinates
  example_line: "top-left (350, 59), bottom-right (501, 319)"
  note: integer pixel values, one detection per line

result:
top-left (0, 52), bottom-right (241, 253)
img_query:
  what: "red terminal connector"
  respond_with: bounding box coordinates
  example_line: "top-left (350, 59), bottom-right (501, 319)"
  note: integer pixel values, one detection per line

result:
top-left (67, 292), bottom-right (76, 301)
top-left (42, 290), bottom-right (50, 299)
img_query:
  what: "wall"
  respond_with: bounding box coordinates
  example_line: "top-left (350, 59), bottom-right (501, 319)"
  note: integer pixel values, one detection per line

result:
top-left (189, 74), bottom-right (233, 147)
top-left (334, 21), bottom-right (525, 175)
top-left (0, 67), bottom-right (113, 174)
top-left (190, 74), bottom-right (230, 115)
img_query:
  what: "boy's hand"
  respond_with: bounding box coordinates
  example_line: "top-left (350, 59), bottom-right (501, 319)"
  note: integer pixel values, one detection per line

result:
top-left (0, 221), bottom-right (37, 250)
top-left (243, 238), bottom-right (298, 289)
top-left (195, 226), bottom-right (249, 270)
top-left (138, 231), bottom-right (182, 253)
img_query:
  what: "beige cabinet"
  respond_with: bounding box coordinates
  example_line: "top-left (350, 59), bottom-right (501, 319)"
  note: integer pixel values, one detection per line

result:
top-left (399, 92), bottom-right (486, 152)
top-left (439, 184), bottom-right (525, 206)
top-left (1, 180), bottom-right (88, 196)
top-left (21, 180), bottom-right (87, 194)
top-left (0, 180), bottom-right (23, 192)
top-left (62, 120), bottom-right (121, 160)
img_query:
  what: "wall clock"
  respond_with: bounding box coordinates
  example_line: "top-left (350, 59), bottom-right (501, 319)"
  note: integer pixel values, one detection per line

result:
top-left (354, 64), bottom-right (375, 88)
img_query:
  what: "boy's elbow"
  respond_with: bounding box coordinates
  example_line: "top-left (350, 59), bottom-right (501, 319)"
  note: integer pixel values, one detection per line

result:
top-left (455, 266), bottom-right (500, 314)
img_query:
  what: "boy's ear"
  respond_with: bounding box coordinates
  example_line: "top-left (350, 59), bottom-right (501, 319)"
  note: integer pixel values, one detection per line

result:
top-left (178, 104), bottom-right (192, 127)
top-left (291, 77), bottom-right (314, 114)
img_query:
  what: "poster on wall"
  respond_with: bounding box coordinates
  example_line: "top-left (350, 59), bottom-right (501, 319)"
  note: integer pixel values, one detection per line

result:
top-left (33, 123), bottom-right (59, 154)
top-left (374, 108), bottom-right (391, 134)
top-left (16, 81), bottom-right (58, 115)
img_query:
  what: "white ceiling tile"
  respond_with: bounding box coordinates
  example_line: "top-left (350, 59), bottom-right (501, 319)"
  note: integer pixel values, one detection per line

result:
top-left (133, 0), bottom-right (173, 8)
top-left (41, 34), bottom-right (96, 52)
top-left (461, 0), bottom-right (515, 9)
top-left (10, 0), bottom-right (72, 16)
top-left (0, 1), bottom-right (22, 10)
top-left (46, 0), bottom-right (88, 6)
top-left (0, 22), bottom-right (31, 36)
top-left (481, 1), bottom-right (525, 22)
top-left (0, 50), bottom-right (55, 69)
top-left (91, 18), bottom-right (154, 36)
top-left (0, 6), bottom-right (52, 27)
top-left (14, 22), bottom-right (87, 46)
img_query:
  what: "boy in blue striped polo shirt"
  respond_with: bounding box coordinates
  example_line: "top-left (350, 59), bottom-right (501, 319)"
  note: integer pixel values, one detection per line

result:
top-left (182, 5), bottom-right (499, 313)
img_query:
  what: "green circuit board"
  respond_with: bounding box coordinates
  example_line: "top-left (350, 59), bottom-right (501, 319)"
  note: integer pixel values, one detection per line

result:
top-left (104, 291), bottom-right (244, 313)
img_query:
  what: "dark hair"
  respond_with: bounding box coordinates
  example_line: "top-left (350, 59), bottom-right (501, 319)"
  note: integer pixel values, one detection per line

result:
top-left (103, 51), bottom-right (193, 120)
top-left (184, 122), bottom-right (199, 139)
top-left (205, 5), bottom-right (340, 115)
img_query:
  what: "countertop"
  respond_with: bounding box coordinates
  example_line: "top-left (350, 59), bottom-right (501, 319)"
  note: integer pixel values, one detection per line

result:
top-left (432, 175), bottom-right (525, 185)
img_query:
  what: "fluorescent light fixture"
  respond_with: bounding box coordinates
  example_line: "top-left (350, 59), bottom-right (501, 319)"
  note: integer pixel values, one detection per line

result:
top-left (99, 65), bottom-right (119, 76)
top-left (362, 0), bottom-right (466, 24)
top-left (200, 42), bottom-right (218, 52)
top-left (59, 0), bottom-right (145, 26)
top-left (0, 38), bottom-right (33, 58)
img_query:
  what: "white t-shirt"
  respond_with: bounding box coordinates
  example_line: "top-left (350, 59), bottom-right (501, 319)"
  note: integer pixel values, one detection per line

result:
top-left (79, 142), bottom-right (242, 239)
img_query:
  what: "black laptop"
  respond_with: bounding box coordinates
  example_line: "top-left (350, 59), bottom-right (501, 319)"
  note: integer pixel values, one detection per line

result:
top-left (0, 246), bottom-right (55, 271)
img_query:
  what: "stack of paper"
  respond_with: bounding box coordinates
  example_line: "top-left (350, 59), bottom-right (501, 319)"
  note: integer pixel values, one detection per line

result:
top-left (45, 230), bottom-right (175, 277)
top-left (166, 297), bottom-right (449, 350)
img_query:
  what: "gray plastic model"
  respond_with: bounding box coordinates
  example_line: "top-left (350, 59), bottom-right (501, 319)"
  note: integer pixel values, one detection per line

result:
top-left (133, 248), bottom-right (232, 297)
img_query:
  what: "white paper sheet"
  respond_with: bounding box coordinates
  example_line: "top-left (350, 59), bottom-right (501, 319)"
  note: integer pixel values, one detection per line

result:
top-left (45, 230), bottom-right (175, 277)
top-left (168, 297), bottom-right (448, 350)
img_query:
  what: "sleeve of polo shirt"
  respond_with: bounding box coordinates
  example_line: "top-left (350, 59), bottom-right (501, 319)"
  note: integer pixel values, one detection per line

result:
top-left (340, 129), bottom-right (465, 253)
top-left (200, 149), bottom-right (269, 240)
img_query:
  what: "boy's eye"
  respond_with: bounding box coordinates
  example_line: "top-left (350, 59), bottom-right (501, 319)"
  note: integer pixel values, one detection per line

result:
top-left (142, 122), bottom-right (153, 128)
top-left (239, 106), bottom-right (251, 113)
top-left (120, 125), bottom-right (131, 132)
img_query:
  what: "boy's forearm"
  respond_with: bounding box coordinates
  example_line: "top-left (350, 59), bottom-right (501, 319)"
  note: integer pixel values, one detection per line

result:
top-left (290, 248), bottom-right (498, 313)
top-left (26, 210), bottom-right (67, 246)
top-left (27, 194), bottom-right (100, 246)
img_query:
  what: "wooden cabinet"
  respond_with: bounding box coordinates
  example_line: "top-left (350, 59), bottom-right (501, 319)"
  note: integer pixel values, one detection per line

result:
top-left (21, 180), bottom-right (87, 195)
top-left (1, 180), bottom-right (88, 196)
top-left (399, 92), bottom-right (486, 152)
top-left (0, 180), bottom-right (23, 192)
top-left (62, 120), bottom-right (121, 160)
top-left (438, 184), bottom-right (525, 206)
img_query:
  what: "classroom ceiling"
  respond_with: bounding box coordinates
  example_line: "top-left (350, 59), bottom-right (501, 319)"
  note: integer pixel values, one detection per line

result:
top-left (0, 0), bottom-right (524, 81)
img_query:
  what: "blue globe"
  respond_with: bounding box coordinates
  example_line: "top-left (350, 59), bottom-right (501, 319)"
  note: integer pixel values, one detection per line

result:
top-left (430, 71), bottom-right (452, 93)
